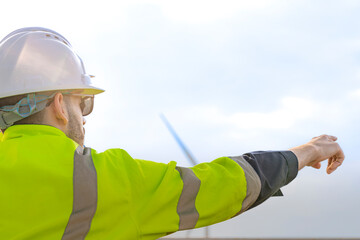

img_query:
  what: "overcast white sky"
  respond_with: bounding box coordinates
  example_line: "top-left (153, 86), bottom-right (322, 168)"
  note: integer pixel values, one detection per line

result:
top-left (1, 0), bottom-right (360, 238)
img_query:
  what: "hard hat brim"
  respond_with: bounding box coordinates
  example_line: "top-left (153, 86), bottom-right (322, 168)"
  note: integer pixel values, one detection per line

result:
top-left (0, 86), bottom-right (104, 99)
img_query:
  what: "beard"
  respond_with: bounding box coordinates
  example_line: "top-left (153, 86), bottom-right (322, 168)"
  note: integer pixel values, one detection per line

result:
top-left (65, 103), bottom-right (85, 146)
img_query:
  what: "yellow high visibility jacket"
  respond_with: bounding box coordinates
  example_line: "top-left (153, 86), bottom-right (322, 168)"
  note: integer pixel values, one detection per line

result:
top-left (0, 125), bottom-right (298, 239)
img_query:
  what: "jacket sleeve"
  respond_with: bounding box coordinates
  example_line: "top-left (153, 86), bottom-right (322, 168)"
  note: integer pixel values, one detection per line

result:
top-left (230, 151), bottom-right (298, 211)
top-left (129, 150), bottom-right (298, 239)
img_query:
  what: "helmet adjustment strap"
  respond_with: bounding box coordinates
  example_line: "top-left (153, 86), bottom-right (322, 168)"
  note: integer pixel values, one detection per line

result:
top-left (0, 93), bottom-right (55, 129)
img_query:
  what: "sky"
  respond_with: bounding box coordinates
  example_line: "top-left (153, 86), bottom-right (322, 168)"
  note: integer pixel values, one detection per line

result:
top-left (1, 0), bottom-right (360, 238)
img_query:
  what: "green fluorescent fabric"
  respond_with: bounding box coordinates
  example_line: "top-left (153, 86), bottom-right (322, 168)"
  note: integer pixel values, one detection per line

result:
top-left (191, 158), bottom-right (247, 228)
top-left (0, 125), bottom-right (251, 240)
top-left (0, 125), bottom-right (76, 240)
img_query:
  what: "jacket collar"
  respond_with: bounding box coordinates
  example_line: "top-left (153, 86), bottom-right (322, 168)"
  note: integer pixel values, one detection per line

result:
top-left (2, 124), bottom-right (67, 141)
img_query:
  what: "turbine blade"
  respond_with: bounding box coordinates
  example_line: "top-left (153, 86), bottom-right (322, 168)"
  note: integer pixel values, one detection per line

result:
top-left (160, 113), bottom-right (198, 166)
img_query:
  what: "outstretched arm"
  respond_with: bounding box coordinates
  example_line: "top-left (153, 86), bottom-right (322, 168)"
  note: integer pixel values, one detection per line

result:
top-left (123, 134), bottom-right (345, 238)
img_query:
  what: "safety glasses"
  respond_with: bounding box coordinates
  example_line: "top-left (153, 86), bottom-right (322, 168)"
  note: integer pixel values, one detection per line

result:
top-left (74, 94), bottom-right (94, 116)
top-left (46, 93), bottom-right (94, 116)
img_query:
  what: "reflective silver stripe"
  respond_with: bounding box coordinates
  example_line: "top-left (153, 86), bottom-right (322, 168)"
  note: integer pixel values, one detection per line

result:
top-left (229, 156), bottom-right (261, 215)
top-left (175, 166), bottom-right (201, 230)
top-left (62, 146), bottom-right (97, 240)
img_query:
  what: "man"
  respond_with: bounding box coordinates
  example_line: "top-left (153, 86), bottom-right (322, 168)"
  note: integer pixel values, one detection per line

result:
top-left (0, 27), bottom-right (344, 240)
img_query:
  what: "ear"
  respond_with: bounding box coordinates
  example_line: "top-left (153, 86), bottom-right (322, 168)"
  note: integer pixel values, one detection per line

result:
top-left (52, 93), bottom-right (69, 125)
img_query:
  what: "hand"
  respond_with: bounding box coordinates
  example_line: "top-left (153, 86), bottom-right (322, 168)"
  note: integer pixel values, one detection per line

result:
top-left (289, 134), bottom-right (345, 174)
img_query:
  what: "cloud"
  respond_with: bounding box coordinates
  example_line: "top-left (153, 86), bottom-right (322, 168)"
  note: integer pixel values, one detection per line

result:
top-left (170, 96), bottom-right (317, 130)
top-left (227, 97), bottom-right (317, 129)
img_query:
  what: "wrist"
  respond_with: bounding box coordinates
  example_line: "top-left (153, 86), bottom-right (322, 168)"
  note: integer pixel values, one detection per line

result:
top-left (289, 143), bottom-right (318, 170)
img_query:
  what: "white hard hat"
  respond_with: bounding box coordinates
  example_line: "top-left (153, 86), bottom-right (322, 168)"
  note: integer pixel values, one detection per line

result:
top-left (0, 27), bottom-right (104, 99)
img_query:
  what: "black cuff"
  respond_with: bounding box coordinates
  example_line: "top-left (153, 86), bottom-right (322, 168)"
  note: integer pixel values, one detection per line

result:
top-left (280, 151), bottom-right (298, 185)
top-left (242, 151), bottom-right (298, 209)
